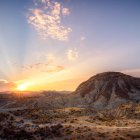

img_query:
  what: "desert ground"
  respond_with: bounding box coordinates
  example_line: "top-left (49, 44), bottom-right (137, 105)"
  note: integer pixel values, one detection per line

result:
top-left (1, 97), bottom-right (140, 140)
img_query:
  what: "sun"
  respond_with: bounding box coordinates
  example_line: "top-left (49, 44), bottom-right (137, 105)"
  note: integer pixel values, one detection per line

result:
top-left (16, 83), bottom-right (28, 91)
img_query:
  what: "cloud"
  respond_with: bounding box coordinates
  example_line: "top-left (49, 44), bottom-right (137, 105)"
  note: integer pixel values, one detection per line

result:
top-left (80, 36), bottom-right (86, 41)
top-left (9, 52), bottom-right (64, 74)
top-left (67, 49), bottom-right (78, 61)
top-left (62, 8), bottom-right (70, 16)
top-left (10, 61), bottom-right (64, 74)
top-left (0, 79), bottom-right (8, 83)
top-left (24, 63), bottom-right (64, 73)
top-left (27, 0), bottom-right (72, 41)
top-left (0, 79), bottom-right (16, 92)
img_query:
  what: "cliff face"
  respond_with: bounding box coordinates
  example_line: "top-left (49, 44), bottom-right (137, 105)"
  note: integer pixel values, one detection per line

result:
top-left (75, 72), bottom-right (140, 109)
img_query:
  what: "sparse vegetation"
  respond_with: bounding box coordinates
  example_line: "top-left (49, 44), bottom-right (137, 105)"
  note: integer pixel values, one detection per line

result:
top-left (1, 103), bottom-right (140, 139)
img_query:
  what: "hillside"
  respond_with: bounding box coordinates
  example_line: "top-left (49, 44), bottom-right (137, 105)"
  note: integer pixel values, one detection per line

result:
top-left (75, 72), bottom-right (140, 109)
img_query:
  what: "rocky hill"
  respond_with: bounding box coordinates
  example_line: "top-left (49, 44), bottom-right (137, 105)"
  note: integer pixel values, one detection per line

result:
top-left (75, 72), bottom-right (140, 109)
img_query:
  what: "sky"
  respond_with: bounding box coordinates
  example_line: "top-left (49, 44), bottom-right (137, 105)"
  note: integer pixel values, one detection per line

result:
top-left (0, 0), bottom-right (140, 91)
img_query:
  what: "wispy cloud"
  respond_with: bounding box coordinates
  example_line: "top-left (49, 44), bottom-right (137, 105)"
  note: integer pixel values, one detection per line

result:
top-left (67, 49), bottom-right (78, 61)
top-left (10, 62), bottom-right (64, 73)
top-left (0, 79), bottom-right (8, 83)
top-left (0, 79), bottom-right (15, 91)
top-left (80, 36), bottom-right (86, 41)
top-left (8, 51), bottom-right (64, 74)
top-left (27, 63), bottom-right (64, 73)
top-left (62, 8), bottom-right (70, 16)
top-left (27, 0), bottom-right (72, 41)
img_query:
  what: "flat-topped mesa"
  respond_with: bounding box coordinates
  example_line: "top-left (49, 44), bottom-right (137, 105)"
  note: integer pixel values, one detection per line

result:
top-left (75, 72), bottom-right (140, 109)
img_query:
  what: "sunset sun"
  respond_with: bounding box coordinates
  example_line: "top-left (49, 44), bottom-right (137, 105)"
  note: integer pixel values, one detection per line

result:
top-left (16, 83), bottom-right (28, 91)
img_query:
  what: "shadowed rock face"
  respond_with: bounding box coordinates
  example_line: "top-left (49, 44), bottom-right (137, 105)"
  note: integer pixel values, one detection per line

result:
top-left (75, 72), bottom-right (140, 109)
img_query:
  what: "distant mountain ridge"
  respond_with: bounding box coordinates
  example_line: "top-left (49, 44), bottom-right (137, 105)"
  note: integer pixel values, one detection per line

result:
top-left (75, 72), bottom-right (140, 109)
